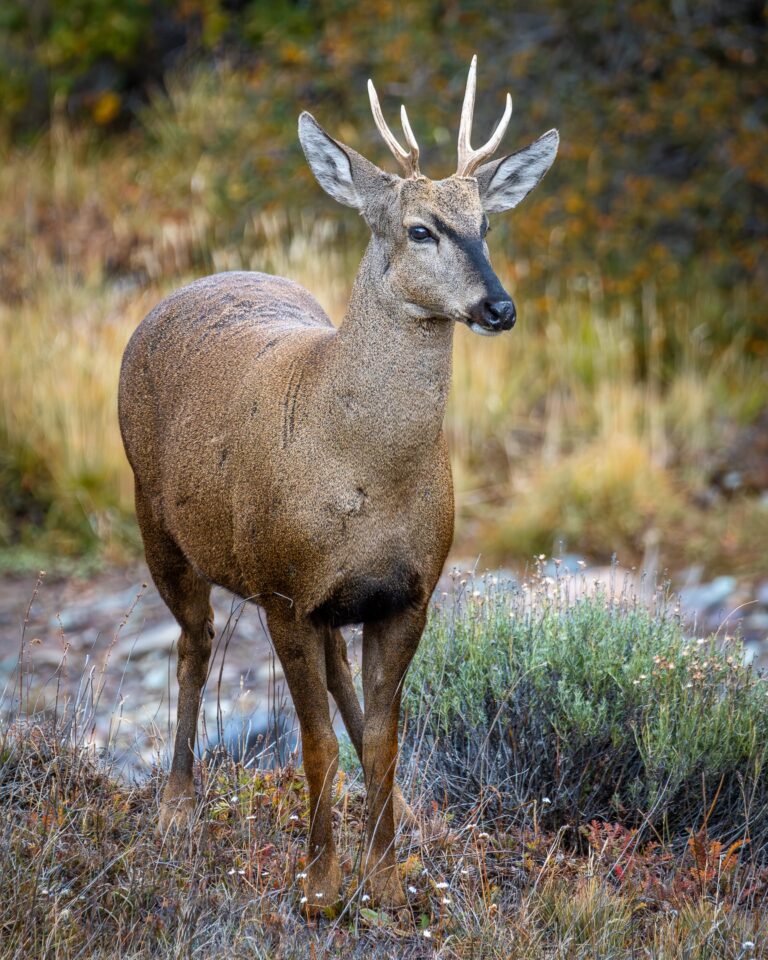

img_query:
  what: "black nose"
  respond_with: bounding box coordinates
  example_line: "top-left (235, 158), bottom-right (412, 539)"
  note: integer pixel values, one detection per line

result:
top-left (467, 296), bottom-right (516, 333)
top-left (485, 299), bottom-right (516, 330)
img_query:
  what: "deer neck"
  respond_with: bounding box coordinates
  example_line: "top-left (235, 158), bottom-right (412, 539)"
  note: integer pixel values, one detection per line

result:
top-left (326, 240), bottom-right (454, 458)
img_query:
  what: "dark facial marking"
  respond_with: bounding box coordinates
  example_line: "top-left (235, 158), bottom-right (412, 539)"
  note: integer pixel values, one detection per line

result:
top-left (431, 214), bottom-right (506, 296)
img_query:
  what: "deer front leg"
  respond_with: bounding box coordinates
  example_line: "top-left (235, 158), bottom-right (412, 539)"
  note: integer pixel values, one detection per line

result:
top-left (325, 627), bottom-right (417, 830)
top-left (266, 606), bottom-right (342, 913)
top-left (360, 605), bottom-right (427, 907)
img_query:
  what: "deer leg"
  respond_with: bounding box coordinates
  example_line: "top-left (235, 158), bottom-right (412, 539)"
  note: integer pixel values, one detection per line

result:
top-left (360, 604), bottom-right (428, 907)
top-left (266, 605), bottom-right (342, 912)
top-left (135, 484), bottom-right (213, 832)
top-left (324, 628), bottom-right (416, 829)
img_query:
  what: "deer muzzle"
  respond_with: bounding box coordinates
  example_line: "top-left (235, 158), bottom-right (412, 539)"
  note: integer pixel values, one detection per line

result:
top-left (467, 297), bottom-right (516, 336)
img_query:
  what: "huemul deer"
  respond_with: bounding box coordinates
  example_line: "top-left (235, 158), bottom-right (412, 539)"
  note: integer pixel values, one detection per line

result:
top-left (119, 57), bottom-right (557, 911)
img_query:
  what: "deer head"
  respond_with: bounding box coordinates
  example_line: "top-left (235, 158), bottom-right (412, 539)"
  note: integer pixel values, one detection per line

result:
top-left (298, 56), bottom-right (558, 336)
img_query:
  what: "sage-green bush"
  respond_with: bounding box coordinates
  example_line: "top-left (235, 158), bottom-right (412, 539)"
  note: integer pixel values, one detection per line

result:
top-left (402, 571), bottom-right (768, 854)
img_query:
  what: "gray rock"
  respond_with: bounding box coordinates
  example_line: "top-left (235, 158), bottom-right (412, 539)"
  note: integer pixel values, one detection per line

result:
top-left (680, 576), bottom-right (737, 614)
top-left (744, 611), bottom-right (768, 633)
top-left (51, 606), bottom-right (92, 633)
top-left (29, 645), bottom-right (69, 668)
top-left (543, 555), bottom-right (585, 577)
top-left (90, 585), bottom-right (149, 618)
top-left (142, 663), bottom-right (172, 692)
top-left (256, 659), bottom-right (284, 681)
top-left (119, 621), bottom-right (179, 660)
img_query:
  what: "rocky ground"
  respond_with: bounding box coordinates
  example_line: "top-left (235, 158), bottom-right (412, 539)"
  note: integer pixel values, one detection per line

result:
top-left (0, 560), bottom-right (766, 775)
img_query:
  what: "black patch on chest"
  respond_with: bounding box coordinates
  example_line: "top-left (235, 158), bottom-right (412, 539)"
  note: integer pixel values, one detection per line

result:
top-left (310, 563), bottom-right (422, 628)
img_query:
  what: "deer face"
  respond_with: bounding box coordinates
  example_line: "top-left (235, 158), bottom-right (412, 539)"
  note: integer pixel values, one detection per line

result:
top-left (299, 57), bottom-right (558, 336)
top-left (376, 175), bottom-right (514, 336)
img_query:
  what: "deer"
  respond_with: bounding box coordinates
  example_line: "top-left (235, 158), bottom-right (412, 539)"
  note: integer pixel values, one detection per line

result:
top-left (118, 56), bottom-right (558, 913)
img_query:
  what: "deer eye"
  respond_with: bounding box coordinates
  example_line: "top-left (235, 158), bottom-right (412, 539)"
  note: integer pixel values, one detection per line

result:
top-left (407, 225), bottom-right (435, 243)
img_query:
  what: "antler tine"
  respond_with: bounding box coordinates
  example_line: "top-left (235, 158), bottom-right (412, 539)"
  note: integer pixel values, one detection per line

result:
top-left (456, 55), bottom-right (513, 177)
top-left (457, 54), bottom-right (478, 173)
top-left (367, 79), bottom-right (420, 178)
top-left (400, 104), bottom-right (420, 168)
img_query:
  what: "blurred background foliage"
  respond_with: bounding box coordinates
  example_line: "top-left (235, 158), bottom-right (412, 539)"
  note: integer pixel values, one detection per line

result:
top-left (0, 0), bottom-right (765, 577)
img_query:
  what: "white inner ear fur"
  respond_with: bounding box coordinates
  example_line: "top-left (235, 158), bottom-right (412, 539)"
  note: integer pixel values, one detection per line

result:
top-left (480, 129), bottom-right (559, 214)
top-left (298, 113), bottom-right (362, 209)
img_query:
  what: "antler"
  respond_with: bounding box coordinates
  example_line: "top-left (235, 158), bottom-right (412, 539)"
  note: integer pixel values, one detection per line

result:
top-left (456, 55), bottom-right (513, 177)
top-left (367, 79), bottom-right (420, 178)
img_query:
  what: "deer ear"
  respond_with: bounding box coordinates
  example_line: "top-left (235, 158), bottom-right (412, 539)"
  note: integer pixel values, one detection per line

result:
top-left (475, 129), bottom-right (559, 213)
top-left (299, 112), bottom-right (390, 210)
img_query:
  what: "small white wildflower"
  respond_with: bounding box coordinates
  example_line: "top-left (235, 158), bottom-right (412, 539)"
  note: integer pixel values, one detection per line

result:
top-left (59, 908), bottom-right (70, 921)
top-left (227, 868), bottom-right (236, 875)
top-left (245, 814), bottom-right (257, 820)
top-left (460, 868), bottom-right (469, 875)
top-left (238, 869), bottom-right (245, 875)
top-left (742, 943), bottom-right (755, 951)
top-left (408, 885), bottom-right (417, 894)
top-left (478, 831), bottom-right (490, 840)
top-left (297, 872), bottom-right (307, 879)
top-left (361, 894), bottom-right (371, 902)
top-left (441, 897), bottom-right (452, 905)
top-left (435, 881), bottom-right (449, 889)
top-left (315, 891), bottom-right (324, 898)
top-left (300, 896), bottom-right (308, 904)
top-left (542, 797), bottom-right (552, 805)
top-left (422, 868), bottom-right (429, 876)
top-left (289, 814), bottom-right (299, 821)
top-left (231, 794), bottom-right (239, 802)
top-left (423, 930), bottom-right (433, 939)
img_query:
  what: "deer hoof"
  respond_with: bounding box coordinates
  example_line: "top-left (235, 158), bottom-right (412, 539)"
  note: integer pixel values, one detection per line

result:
top-left (303, 859), bottom-right (343, 916)
top-left (367, 868), bottom-right (407, 910)
top-left (158, 791), bottom-right (196, 834)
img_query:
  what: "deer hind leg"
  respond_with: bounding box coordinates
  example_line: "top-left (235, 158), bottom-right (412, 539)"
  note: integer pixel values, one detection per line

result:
top-left (266, 605), bottom-right (342, 912)
top-left (324, 628), bottom-right (416, 830)
top-left (360, 604), bottom-right (427, 908)
top-left (134, 483), bottom-right (213, 832)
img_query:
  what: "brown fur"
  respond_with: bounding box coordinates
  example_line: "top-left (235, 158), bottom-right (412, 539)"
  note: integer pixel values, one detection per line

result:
top-left (119, 99), bottom-right (557, 912)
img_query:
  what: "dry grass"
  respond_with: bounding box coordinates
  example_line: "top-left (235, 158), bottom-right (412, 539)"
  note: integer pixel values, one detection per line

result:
top-left (1, 710), bottom-right (766, 957)
top-left (2, 577), bottom-right (768, 957)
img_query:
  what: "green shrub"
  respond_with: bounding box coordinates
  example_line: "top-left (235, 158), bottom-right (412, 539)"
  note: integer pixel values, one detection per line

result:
top-left (403, 570), bottom-right (768, 855)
